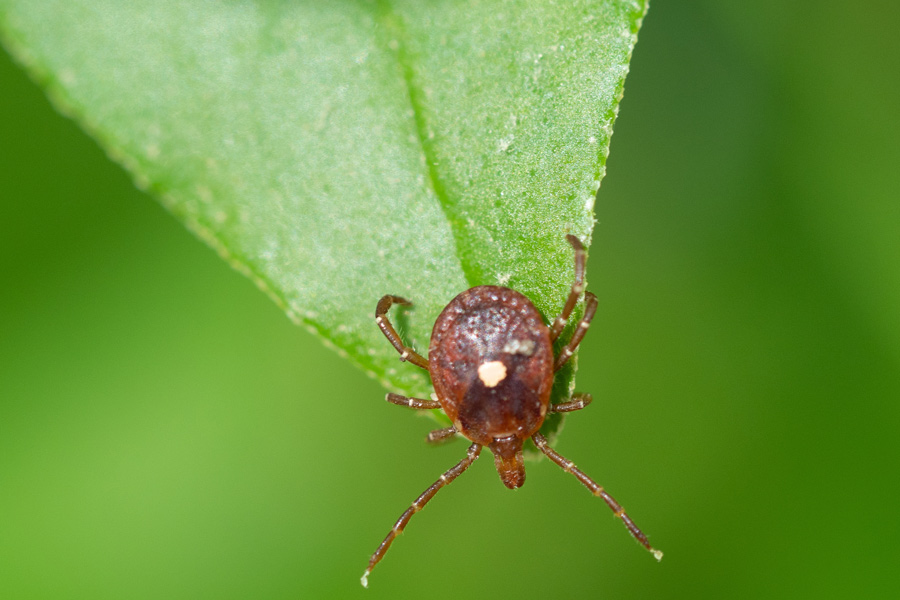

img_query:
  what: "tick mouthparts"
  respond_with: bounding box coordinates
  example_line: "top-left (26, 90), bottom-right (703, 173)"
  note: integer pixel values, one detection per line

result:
top-left (490, 437), bottom-right (526, 489)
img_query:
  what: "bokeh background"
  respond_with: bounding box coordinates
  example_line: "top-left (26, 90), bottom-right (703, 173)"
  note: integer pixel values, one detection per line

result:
top-left (2, 1), bottom-right (898, 598)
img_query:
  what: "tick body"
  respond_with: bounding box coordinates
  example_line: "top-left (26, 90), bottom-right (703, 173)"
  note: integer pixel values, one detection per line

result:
top-left (363, 235), bottom-right (661, 587)
top-left (430, 285), bottom-right (553, 488)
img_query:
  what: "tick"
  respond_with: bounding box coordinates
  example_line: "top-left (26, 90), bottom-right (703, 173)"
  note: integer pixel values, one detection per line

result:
top-left (362, 234), bottom-right (661, 587)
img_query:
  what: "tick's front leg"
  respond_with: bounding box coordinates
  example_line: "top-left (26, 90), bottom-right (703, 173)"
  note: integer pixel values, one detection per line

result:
top-left (362, 443), bottom-right (482, 587)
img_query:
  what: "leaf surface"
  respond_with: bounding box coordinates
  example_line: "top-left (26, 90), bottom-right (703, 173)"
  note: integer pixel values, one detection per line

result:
top-left (0, 1), bottom-right (647, 409)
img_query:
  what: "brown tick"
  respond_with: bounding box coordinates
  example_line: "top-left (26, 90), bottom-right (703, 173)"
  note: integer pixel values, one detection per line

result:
top-left (362, 235), bottom-right (662, 587)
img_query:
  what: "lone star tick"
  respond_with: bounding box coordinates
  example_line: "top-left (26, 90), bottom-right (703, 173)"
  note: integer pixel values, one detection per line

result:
top-left (362, 234), bottom-right (662, 587)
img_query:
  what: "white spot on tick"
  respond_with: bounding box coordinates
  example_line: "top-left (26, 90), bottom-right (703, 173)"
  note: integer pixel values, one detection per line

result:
top-left (478, 361), bottom-right (507, 388)
top-left (503, 339), bottom-right (535, 356)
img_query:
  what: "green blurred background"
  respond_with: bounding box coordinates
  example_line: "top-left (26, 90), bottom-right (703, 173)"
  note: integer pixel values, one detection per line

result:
top-left (2, 1), bottom-right (898, 598)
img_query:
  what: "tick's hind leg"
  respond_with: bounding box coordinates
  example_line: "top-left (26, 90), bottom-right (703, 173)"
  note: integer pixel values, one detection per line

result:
top-left (532, 433), bottom-right (662, 561)
top-left (550, 393), bottom-right (593, 413)
top-left (375, 295), bottom-right (429, 369)
top-left (362, 443), bottom-right (482, 587)
top-left (549, 234), bottom-right (587, 342)
top-left (554, 292), bottom-right (598, 372)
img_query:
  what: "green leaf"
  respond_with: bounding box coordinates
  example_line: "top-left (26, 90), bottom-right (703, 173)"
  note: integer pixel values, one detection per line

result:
top-left (0, 1), bottom-right (646, 425)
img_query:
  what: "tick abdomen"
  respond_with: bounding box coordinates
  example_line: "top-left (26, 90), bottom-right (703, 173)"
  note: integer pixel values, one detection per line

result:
top-left (429, 286), bottom-right (553, 445)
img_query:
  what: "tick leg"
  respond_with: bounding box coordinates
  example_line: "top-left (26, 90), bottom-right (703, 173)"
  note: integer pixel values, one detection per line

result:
top-left (554, 292), bottom-right (598, 372)
top-left (362, 443), bottom-right (482, 587)
top-left (375, 295), bottom-right (429, 370)
top-left (385, 393), bottom-right (441, 410)
top-left (426, 426), bottom-right (458, 444)
top-left (532, 433), bottom-right (662, 561)
top-left (549, 234), bottom-right (587, 342)
top-left (550, 393), bottom-right (593, 413)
